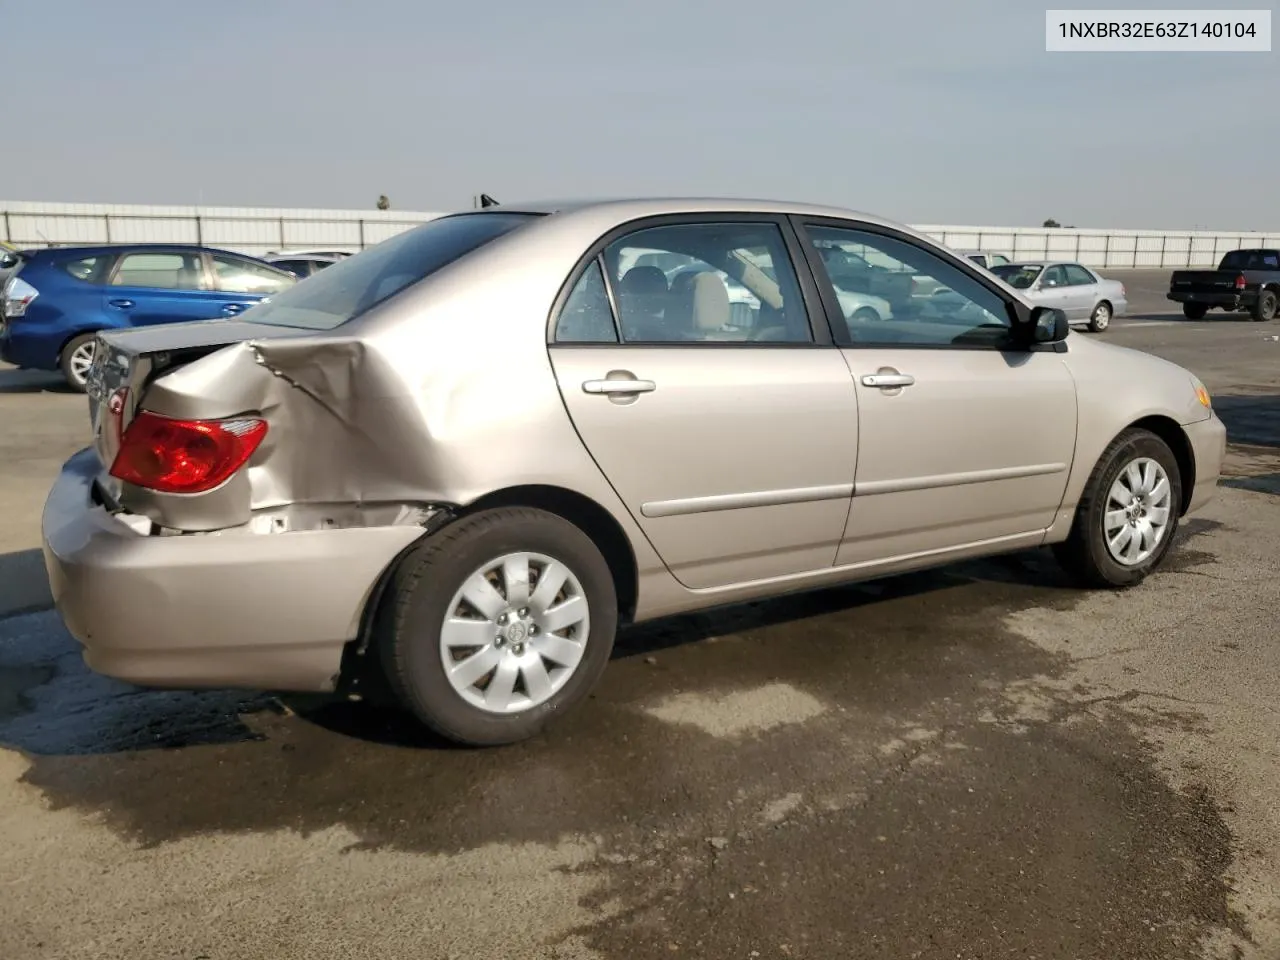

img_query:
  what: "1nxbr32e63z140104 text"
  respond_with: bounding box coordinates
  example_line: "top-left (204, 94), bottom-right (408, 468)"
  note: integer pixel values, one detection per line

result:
top-left (1045, 9), bottom-right (1272, 51)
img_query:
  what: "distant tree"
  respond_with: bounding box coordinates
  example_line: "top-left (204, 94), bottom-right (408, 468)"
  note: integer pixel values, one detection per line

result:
top-left (376, 195), bottom-right (391, 211)
top-left (1042, 218), bottom-right (1061, 228)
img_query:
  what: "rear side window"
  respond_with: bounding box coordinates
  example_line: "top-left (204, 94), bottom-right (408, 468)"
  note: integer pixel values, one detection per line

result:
top-left (242, 212), bottom-right (536, 331)
top-left (1063, 264), bottom-right (1096, 285)
top-left (60, 255), bottom-right (107, 283)
top-left (212, 255), bottom-right (295, 295)
top-left (112, 252), bottom-right (203, 290)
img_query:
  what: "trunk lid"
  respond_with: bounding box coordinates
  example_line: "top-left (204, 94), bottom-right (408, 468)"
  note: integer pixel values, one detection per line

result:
top-left (1169, 270), bottom-right (1241, 292)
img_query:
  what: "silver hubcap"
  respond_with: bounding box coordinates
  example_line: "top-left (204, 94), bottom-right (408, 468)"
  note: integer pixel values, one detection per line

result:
top-left (1094, 304), bottom-right (1110, 328)
top-left (440, 551), bottom-right (590, 714)
top-left (1104, 457), bottom-right (1172, 566)
top-left (68, 340), bottom-right (96, 383)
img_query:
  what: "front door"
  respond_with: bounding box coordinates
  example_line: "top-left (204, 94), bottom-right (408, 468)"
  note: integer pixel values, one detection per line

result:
top-left (548, 217), bottom-right (859, 591)
top-left (795, 220), bottom-right (1079, 567)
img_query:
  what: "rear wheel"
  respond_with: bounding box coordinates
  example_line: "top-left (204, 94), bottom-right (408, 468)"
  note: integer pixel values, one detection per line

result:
top-left (1251, 289), bottom-right (1278, 322)
top-left (376, 507), bottom-right (618, 746)
top-left (1182, 302), bottom-right (1208, 320)
top-left (58, 333), bottom-right (98, 392)
top-left (1087, 301), bottom-right (1112, 332)
top-left (1053, 428), bottom-right (1182, 588)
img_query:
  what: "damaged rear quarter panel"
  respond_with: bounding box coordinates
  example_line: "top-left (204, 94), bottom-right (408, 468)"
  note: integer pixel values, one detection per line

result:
top-left (125, 218), bottom-right (669, 597)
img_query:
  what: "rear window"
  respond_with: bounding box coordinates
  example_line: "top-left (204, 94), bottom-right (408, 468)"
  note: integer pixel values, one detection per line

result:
top-left (241, 212), bottom-right (537, 331)
top-left (1220, 250), bottom-right (1280, 270)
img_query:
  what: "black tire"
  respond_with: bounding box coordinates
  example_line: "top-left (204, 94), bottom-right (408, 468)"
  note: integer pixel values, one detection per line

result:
top-left (1087, 301), bottom-right (1112, 332)
top-left (1182, 302), bottom-right (1208, 320)
top-left (1251, 289), bottom-right (1278, 322)
top-left (851, 307), bottom-right (881, 325)
top-left (1052, 428), bottom-right (1183, 589)
top-left (376, 506), bottom-right (618, 747)
top-left (59, 333), bottom-right (98, 392)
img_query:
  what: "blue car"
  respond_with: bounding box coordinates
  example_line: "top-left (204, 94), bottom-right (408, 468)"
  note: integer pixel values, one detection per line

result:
top-left (0, 244), bottom-right (297, 390)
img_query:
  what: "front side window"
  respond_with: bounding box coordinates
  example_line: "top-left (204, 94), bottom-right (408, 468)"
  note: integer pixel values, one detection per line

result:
top-left (1041, 265), bottom-right (1069, 287)
top-left (601, 221), bottom-right (811, 343)
top-left (111, 252), bottom-right (203, 290)
top-left (991, 263), bottom-right (1042, 289)
top-left (242, 212), bottom-right (537, 330)
top-left (213, 256), bottom-right (296, 295)
top-left (804, 225), bottom-right (1013, 348)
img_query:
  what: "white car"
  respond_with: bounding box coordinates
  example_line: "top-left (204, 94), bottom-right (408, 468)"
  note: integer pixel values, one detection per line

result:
top-left (836, 287), bottom-right (896, 324)
top-left (990, 261), bottom-right (1129, 333)
top-left (952, 249), bottom-right (1012, 270)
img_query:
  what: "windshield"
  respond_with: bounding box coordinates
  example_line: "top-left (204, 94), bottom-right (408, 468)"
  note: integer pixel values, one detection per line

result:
top-left (240, 212), bottom-right (537, 330)
top-left (991, 263), bottom-right (1043, 289)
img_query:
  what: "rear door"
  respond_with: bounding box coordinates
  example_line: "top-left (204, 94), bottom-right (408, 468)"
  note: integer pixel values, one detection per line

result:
top-left (1062, 263), bottom-right (1101, 318)
top-left (794, 219), bottom-right (1078, 567)
top-left (207, 253), bottom-right (296, 317)
top-left (548, 215), bottom-right (859, 591)
top-left (104, 250), bottom-right (227, 326)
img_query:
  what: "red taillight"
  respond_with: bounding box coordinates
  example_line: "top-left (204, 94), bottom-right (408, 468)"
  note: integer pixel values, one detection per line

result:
top-left (109, 410), bottom-right (267, 494)
top-left (1235, 274), bottom-right (1247, 290)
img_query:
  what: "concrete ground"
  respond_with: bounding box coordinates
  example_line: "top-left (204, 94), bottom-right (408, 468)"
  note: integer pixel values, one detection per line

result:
top-left (1, 269), bottom-right (1278, 959)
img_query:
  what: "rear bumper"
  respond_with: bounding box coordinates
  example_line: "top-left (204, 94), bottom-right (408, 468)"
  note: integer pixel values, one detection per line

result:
top-left (41, 448), bottom-right (425, 693)
top-left (1167, 291), bottom-right (1255, 309)
top-left (1184, 413), bottom-right (1228, 516)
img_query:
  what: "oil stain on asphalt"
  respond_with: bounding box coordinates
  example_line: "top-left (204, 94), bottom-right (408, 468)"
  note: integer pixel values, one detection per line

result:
top-left (0, 531), bottom-right (1244, 959)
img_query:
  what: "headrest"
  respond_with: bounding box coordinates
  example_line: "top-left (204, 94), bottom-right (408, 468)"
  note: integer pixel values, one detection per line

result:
top-left (617, 265), bottom-right (668, 299)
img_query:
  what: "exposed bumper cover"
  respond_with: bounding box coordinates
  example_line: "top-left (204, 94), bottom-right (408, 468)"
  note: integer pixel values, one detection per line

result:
top-left (41, 448), bottom-right (425, 693)
top-left (1184, 412), bottom-right (1227, 516)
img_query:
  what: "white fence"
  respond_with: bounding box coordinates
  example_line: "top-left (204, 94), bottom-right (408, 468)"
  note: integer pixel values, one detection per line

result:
top-left (3, 200), bottom-right (1279, 269)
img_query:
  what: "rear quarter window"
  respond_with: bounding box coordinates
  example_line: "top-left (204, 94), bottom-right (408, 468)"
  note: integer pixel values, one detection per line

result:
top-left (58, 256), bottom-right (109, 281)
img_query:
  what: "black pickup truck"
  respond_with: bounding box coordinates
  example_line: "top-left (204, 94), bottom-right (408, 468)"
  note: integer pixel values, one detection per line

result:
top-left (1167, 248), bottom-right (1280, 321)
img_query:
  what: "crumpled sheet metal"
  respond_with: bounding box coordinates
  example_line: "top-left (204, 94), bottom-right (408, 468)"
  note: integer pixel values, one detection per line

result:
top-left (139, 335), bottom-right (450, 523)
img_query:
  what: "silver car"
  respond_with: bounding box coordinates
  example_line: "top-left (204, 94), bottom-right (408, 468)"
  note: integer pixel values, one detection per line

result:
top-left (42, 198), bottom-right (1225, 746)
top-left (991, 260), bottom-right (1128, 332)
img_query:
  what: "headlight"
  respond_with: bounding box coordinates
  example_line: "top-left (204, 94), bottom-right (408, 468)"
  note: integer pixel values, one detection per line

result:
top-left (1190, 375), bottom-right (1212, 410)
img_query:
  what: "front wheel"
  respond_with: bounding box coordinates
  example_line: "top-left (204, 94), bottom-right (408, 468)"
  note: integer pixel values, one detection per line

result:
top-left (59, 333), bottom-right (98, 392)
top-left (1053, 428), bottom-right (1182, 588)
top-left (376, 506), bottom-right (617, 746)
top-left (1182, 302), bottom-right (1208, 320)
top-left (1087, 301), bottom-right (1112, 332)
top-left (1251, 289), bottom-right (1278, 322)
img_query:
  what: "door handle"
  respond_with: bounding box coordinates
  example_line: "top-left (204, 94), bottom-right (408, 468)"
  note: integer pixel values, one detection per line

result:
top-left (108, 299), bottom-right (134, 309)
top-left (221, 303), bottom-right (248, 316)
top-left (582, 378), bottom-right (656, 395)
top-left (861, 373), bottom-right (915, 388)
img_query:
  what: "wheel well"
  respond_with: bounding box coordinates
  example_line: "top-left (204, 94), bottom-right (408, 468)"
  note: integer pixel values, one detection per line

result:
top-left (57, 329), bottom-right (99, 363)
top-left (464, 484), bottom-right (639, 622)
top-left (1129, 415), bottom-right (1195, 515)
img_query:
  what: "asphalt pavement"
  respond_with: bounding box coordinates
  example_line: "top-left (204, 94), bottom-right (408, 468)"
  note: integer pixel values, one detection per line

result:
top-left (1, 269), bottom-right (1278, 960)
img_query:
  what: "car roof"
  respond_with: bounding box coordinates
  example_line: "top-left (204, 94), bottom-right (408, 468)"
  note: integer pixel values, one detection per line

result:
top-left (483, 196), bottom-right (908, 226)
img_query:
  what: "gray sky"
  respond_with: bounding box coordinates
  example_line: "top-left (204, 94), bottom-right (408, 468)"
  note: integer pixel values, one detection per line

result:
top-left (4, 0), bottom-right (1276, 229)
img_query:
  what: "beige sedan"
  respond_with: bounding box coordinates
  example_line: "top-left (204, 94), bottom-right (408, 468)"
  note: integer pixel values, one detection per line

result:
top-left (41, 198), bottom-right (1227, 746)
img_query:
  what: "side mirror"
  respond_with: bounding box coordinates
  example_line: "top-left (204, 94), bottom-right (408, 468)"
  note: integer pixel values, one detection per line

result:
top-left (1031, 306), bottom-right (1069, 343)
